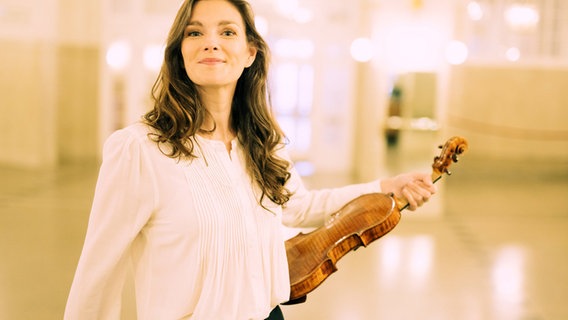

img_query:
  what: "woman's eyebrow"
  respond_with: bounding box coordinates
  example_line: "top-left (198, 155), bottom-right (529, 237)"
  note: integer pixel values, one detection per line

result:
top-left (218, 20), bottom-right (240, 27)
top-left (186, 20), bottom-right (240, 27)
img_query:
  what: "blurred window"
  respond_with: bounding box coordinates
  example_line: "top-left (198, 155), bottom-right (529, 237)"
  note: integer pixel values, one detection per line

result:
top-left (463, 0), bottom-right (568, 61)
top-left (272, 61), bottom-right (314, 155)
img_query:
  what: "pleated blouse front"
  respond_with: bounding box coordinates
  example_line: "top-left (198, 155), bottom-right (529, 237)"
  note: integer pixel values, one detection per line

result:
top-left (64, 122), bottom-right (381, 320)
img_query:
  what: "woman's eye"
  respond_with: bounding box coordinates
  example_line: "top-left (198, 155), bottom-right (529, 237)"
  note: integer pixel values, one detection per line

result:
top-left (222, 30), bottom-right (236, 36)
top-left (185, 30), bottom-right (201, 37)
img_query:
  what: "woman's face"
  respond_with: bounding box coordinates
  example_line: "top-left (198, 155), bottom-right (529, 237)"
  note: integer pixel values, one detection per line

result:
top-left (181, 0), bottom-right (257, 89)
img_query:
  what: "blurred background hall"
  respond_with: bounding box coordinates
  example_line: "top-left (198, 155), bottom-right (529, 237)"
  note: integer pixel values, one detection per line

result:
top-left (1, 0), bottom-right (567, 319)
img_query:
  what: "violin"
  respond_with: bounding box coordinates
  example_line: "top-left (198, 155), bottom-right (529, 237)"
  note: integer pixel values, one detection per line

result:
top-left (284, 136), bottom-right (468, 304)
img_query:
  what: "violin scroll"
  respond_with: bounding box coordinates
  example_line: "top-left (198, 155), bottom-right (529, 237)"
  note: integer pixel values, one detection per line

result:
top-left (432, 136), bottom-right (468, 177)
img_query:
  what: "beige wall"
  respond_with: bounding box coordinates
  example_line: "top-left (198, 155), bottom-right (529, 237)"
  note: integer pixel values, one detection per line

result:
top-left (0, 41), bottom-right (100, 168)
top-left (0, 0), bottom-right (100, 168)
top-left (56, 45), bottom-right (100, 164)
top-left (0, 40), bottom-right (58, 167)
top-left (445, 65), bottom-right (568, 162)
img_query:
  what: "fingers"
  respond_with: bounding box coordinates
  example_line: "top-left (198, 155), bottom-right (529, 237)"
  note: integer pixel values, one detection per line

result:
top-left (382, 172), bottom-right (438, 210)
top-left (411, 173), bottom-right (436, 192)
top-left (402, 178), bottom-right (437, 211)
top-left (401, 187), bottom-right (419, 211)
top-left (402, 183), bottom-right (424, 211)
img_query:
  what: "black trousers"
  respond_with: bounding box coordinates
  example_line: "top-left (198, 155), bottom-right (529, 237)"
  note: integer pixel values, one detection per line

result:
top-left (265, 306), bottom-right (284, 320)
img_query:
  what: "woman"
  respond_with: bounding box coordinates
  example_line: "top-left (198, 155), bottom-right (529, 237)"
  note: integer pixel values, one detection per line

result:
top-left (64, 0), bottom-right (436, 319)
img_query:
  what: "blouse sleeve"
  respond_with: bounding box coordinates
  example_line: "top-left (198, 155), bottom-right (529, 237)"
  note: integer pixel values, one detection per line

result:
top-left (280, 148), bottom-right (382, 229)
top-left (64, 128), bottom-right (156, 319)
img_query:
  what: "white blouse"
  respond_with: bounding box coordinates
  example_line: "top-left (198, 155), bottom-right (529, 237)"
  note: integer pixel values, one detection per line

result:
top-left (64, 122), bottom-right (381, 320)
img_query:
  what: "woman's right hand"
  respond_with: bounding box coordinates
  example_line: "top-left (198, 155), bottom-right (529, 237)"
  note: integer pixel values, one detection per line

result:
top-left (380, 172), bottom-right (437, 211)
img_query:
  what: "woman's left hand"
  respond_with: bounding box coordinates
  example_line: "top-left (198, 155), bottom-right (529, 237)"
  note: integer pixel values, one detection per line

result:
top-left (380, 172), bottom-right (437, 211)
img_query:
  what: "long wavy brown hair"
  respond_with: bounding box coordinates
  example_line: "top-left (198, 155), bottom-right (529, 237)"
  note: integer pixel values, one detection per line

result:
top-left (143, 0), bottom-right (292, 206)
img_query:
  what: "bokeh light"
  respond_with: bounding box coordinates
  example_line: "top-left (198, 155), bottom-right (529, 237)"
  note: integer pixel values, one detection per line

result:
top-left (445, 40), bottom-right (469, 65)
top-left (106, 41), bottom-right (131, 71)
top-left (350, 37), bottom-right (374, 63)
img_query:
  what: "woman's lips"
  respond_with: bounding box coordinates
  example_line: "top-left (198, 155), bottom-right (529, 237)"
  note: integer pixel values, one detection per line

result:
top-left (199, 58), bottom-right (224, 65)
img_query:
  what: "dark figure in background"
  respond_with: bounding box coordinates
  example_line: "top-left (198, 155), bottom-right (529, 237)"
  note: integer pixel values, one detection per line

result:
top-left (385, 85), bottom-right (403, 147)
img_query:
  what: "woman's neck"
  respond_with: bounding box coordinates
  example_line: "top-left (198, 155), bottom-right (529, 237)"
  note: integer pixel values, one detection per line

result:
top-left (198, 86), bottom-right (237, 148)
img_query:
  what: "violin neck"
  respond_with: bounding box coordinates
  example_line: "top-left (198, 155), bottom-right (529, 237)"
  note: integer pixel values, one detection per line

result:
top-left (432, 171), bottom-right (443, 184)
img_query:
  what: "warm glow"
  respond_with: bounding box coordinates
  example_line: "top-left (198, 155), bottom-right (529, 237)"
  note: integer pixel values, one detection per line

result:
top-left (407, 236), bottom-right (434, 283)
top-left (467, 1), bottom-right (484, 21)
top-left (255, 15), bottom-right (269, 37)
top-left (143, 44), bottom-right (164, 72)
top-left (293, 160), bottom-right (315, 176)
top-left (445, 41), bottom-right (469, 65)
top-left (492, 246), bottom-right (526, 310)
top-left (383, 25), bottom-right (441, 72)
top-left (350, 37), bottom-right (374, 62)
top-left (274, 39), bottom-right (314, 59)
top-left (378, 235), bottom-right (434, 287)
top-left (506, 47), bottom-right (521, 61)
top-left (273, 63), bottom-right (299, 114)
top-left (106, 41), bottom-right (131, 71)
top-left (297, 65), bottom-right (314, 115)
top-left (504, 4), bottom-right (540, 30)
top-left (410, 117), bottom-right (439, 131)
top-left (293, 7), bottom-right (313, 24)
top-left (379, 236), bottom-right (403, 284)
top-left (276, 0), bottom-right (299, 16)
top-left (273, 0), bottom-right (312, 23)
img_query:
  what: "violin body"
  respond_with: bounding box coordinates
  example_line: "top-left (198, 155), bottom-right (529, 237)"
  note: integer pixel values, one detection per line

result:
top-left (285, 193), bottom-right (401, 301)
top-left (284, 136), bottom-right (468, 303)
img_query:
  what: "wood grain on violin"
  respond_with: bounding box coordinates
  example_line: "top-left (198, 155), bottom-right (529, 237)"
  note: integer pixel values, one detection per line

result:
top-left (284, 136), bottom-right (468, 303)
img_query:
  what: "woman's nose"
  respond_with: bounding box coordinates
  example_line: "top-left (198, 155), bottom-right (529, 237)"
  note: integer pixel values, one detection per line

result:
top-left (203, 35), bottom-right (219, 51)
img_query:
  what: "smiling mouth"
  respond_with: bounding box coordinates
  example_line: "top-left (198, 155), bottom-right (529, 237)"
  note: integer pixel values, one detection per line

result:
top-left (199, 58), bottom-right (224, 65)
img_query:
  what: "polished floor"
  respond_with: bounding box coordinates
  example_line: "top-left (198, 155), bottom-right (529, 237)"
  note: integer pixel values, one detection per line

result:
top-left (0, 153), bottom-right (567, 319)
